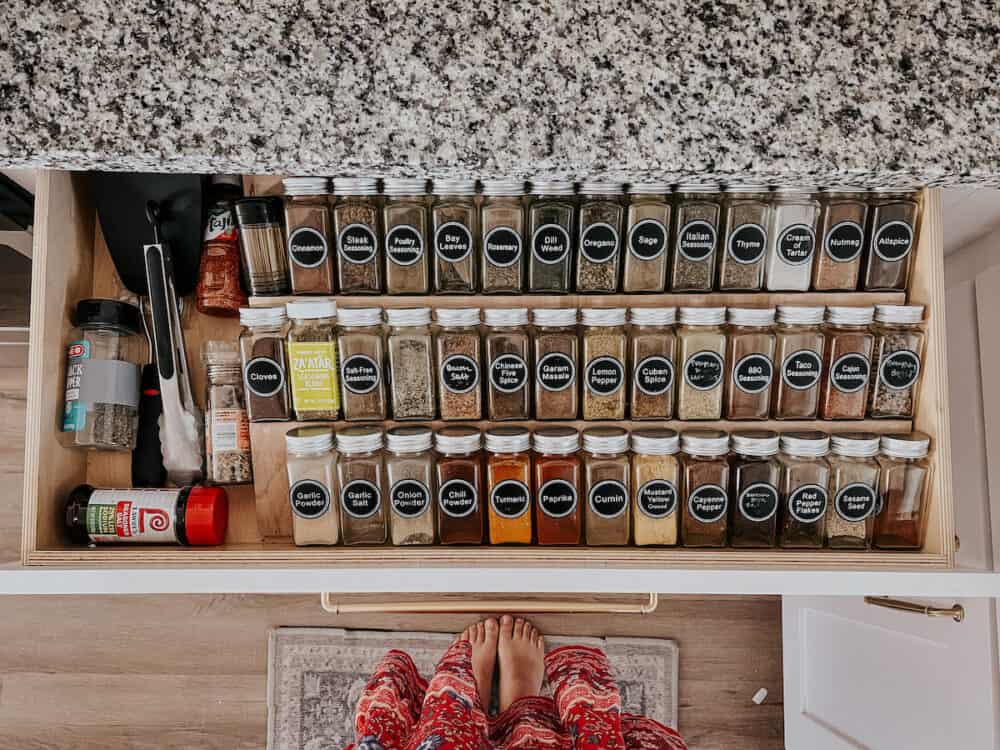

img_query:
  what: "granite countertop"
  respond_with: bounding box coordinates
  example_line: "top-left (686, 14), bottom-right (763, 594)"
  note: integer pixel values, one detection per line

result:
top-left (2, 0), bottom-right (999, 186)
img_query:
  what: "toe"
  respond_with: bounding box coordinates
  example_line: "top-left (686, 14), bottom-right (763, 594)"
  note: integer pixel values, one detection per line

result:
top-left (535, 632), bottom-right (545, 650)
top-left (473, 621), bottom-right (485, 644)
top-left (514, 618), bottom-right (526, 639)
top-left (484, 617), bottom-right (499, 643)
top-left (500, 614), bottom-right (514, 641)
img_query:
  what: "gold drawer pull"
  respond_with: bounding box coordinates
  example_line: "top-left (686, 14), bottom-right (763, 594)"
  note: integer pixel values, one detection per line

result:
top-left (864, 596), bottom-right (965, 623)
top-left (320, 592), bottom-right (658, 615)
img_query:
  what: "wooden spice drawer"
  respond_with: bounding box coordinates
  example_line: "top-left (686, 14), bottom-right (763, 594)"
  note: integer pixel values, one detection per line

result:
top-left (20, 171), bottom-right (956, 580)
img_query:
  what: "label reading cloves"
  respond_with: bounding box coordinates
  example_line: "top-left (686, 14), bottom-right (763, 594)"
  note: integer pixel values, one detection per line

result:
top-left (585, 356), bottom-right (625, 396)
top-left (737, 483), bottom-right (779, 522)
top-left (733, 354), bottom-right (773, 394)
top-left (677, 220), bottom-right (717, 261)
top-left (441, 354), bottom-right (480, 394)
top-left (288, 227), bottom-right (329, 268)
top-left (490, 354), bottom-right (528, 393)
top-left (490, 479), bottom-right (530, 519)
top-left (339, 224), bottom-right (378, 264)
top-left (537, 352), bottom-right (576, 392)
top-left (824, 221), bottom-right (865, 262)
top-left (538, 479), bottom-right (578, 518)
top-left (638, 480), bottom-right (678, 519)
top-left (830, 353), bottom-right (871, 393)
top-left (435, 222), bottom-right (473, 263)
top-left (439, 479), bottom-right (478, 518)
top-left (788, 484), bottom-right (828, 524)
top-left (879, 350), bottom-right (920, 390)
top-left (588, 480), bottom-right (628, 519)
top-left (484, 227), bottom-right (523, 267)
top-left (834, 482), bottom-right (876, 522)
top-left (341, 479), bottom-right (381, 519)
top-left (580, 223), bottom-right (619, 264)
top-left (341, 354), bottom-right (381, 395)
top-left (289, 479), bottom-right (331, 519)
top-left (628, 219), bottom-right (667, 261)
top-left (781, 350), bottom-right (823, 390)
top-left (727, 223), bottom-right (767, 264)
top-left (385, 225), bottom-right (424, 266)
top-left (390, 479), bottom-right (430, 518)
top-left (635, 356), bottom-right (674, 396)
top-left (688, 484), bottom-right (728, 524)
top-left (684, 351), bottom-right (725, 391)
top-left (532, 224), bottom-right (571, 265)
top-left (873, 220), bottom-right (914, 262)
top-left (777, 223), bottom-right (816, 265)
top-left (244, 356), bottom-right (285, 397)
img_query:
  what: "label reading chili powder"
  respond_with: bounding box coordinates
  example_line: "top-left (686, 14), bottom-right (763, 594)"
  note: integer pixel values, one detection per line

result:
top-left (677, 220), bottom-right (717, 261)
top-left (390, 479), bottom-right (430, 518)
top-left (738, 483), bottom-right (779, 522)
top-left (635, 356), bottom-right (674, 396)
top-left (244, 356), bottom-right (285, 397)
top-left (588, 480), bottom-right (628, 519)
top-left (339, 224), bottom-right (379, 264)
top-left (879, 350), bottom-right (920, 390)
top-left (340, 480), bottom-right (381, 519)
top-left (484, 227), bottom-right (522, 267)
top-left (788, 484), bottom-right (828, 524)
top-left (385, 225), bottom-right (424, 266)
top-left (824, 221), bottom-right (865, 262)
top-left (638, 480), bottom-right (678, 519)
top-left (834, 483), bottom-right (876, 522)
top-left (688, 484), bottom-right (728, 524)
top-left (777, 223), bottom-right (816, 265)
top-left (628, 219), bottom-right (667, 261)
top-left (781, 350), bottom-right (823, 390)
top-left (580, 223), bottom-right (619, 264)
top-left (873, 220), bottom-right (914, 262)
top-left (288, 227), bottom-right (329, 267)
top-left (490, 354), bottom-right (528, 393)
top-left (727, 223), bottom-right (767, 264)
top-left (289, 480), bottom-right (331, 519)
top-left (538, 479), bottom-right (578, 518)
top-left (435, 222), bottom-right (473, 263)
top-left (439, 479), bottom-right (478, 518)
top-left (490, 480), bottom-right (530, 519)
top-left (684, 351), bottom-right (725, 391)
top-left (341, 354), bottom-right (381, 395)
top-left (585, 356), bottom-right (625, 396)
top-left (537, 352), bottom-right (575, 392)
top-left (733, 354), bottom-right (773, 394)
top-left (441, 354), bottom-right (480, 394)
top-left (830, 353), bottom-right (871, 393)
top-left (532, 224), bottom-right (571, 265)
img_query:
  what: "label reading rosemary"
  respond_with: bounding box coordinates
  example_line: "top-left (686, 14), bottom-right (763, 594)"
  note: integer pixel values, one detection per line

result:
top-left (484, 227), bottom-right (522, 267)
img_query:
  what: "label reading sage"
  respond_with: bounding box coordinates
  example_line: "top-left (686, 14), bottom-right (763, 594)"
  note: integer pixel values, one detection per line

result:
top-left (628, 219), bottom-right (667, 261)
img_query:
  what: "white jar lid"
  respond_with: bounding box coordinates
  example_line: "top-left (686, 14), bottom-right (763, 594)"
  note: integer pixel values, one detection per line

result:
top-left (286, 299), bottom-right (337, 320)
top-left (680, 307), bottom-right (726, 325)
top-left (874, 304), bottom-right (925, 324)
top-left (731, 430), bottom-right (780, 456)
top-left (481, 179), bottom-right (526, 196)
top-left (531, 180), bottom-right (575, 195)
top-left (631, 428), bottom-right (680, 456)
top-left (728, 307), bottom-right (776, 326)
top-left (628, 181), bottom-right (671, 194)
top-left (386, 307), bottom-right (432, 326)
top-left (533, 426), bottom-right (581, 455)
top-left (336, 425), bottom-right (384, 454)
top-left (383, 177), bottom-right (428, 196)
top-left (283, 176), bottom-right (330, 195)
top-left (681, 429), bottom-right (730, 456)
top-left (485, 308), bottom-right (529, 327)
top-left (532, 307), bottom-right (578, 327)
top-left (831, 432), bottom-right (880, 457)
top-left (485, 426), bottom-right (531, 453)
top-left (675, 182), bottom-right (720, 193)
top-left (821, 185), bottom-right (866, 193)
top-left (582, 427), bottom-right (629, 454)
top-left (333, 177), bottom-right (378, 196)
top-left (629, 307), bottom-right (676, 326)
top-left (777, 305), bottom-right (826, 325)
top-left (579, 181), bottom-right (624, 195)
top-left (780, 431), bottom-right (830, 457)
top-left (386, 425), bottom-right (433, 453)
top-left (725, 182), bottom-right (769, 192)
top-left (338, 307), bottom-right (383, 327)
top-left (239, 305), bottom-right (287, 327)
top-left (436, 307), bottom-right (481, 327)
top-left (773, 185), bottom-right (818, 194)
top-left (435, 425), bottom-right (482, 454)
top-left (881, 431), bottom-right (930, 459)
top-left (433, 179), bottom-right (478, 196)
top-left (826, 306), bottom-right (875, 325)
top-left (285, 425), bottom-right (334, 454)
top-left (581, 307), bottom-right (627, 326)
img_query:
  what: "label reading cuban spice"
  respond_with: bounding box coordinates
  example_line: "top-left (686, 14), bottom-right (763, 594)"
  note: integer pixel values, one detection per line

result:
top-left (385, 224), bottom-right (424, 266)
top-left (788, 484), bottom-right (828, 524)
top-left (873, 220), bottom-right (914, 262)
top-left (678, 220), bottom-right (717, 261)
top-left (835, 482), bottom-right (876, 522)
top-left (490, 353), bottom-right (528, 393)
top-left (733, 354), bottom-right (773, 394)
top-left (588, 480), bottom-right (628, 519)
top-left (244, 356), bottom-right (285, 398)
top-left (879, 350), bottom-right (920, 390)
top-left (638, 480), bottom-right (678, 519)
top-left (441, 354), bottom-right (480, 394)
top-left (538, 479), bottom-right (578, 518)
top-left (684, 351), bottom-right (725, 391)
top-left (435, 222), bottom-right (473, 263)
top-left (782, 350), bottom-right (823, 390)
top-left (84, 488), bottom-right (181, 543)
top-left (580, 223), bottom-right (619, 264)
top-left (585, 356), bottom-right (625, 396)
top-left (777, 223), bottom-right (816, 265)
top-left (390, 479), bottom-right (430, 518)
top-left (339, 224), bottom-right (378, 264)
top-left (688, 484), bottom-right (728, 524)
top-left (289, 480), bottom-right (331, 519)
top-left (484, 227), bottom-right (522, 267)
top-left (635, 356), bottom-right (674, 396)
top-left (288, 227), bottom-right (329, 268)
top-left (537, 352), bottom-right (575, 392)
top-left (532, 224), bottom-right (571, 265)
top-left (728, 223), bottom-right (767, 264)
top-left (341, 480), bottom-right (381, 519)
top-left (341, 354), bottom-right (381, 395)
top-left (628, 219), bottom-right (667, 261)
top-left (830, 353), bottom-right (870, 393)
top-left (738, 483), bottom-right (779, 522)
top-left (439, 479), bottom-right (478, 518)
top-left (490, 479), bottom-right (530, 519)
top-left (824, 221), bottom-right (864, 262)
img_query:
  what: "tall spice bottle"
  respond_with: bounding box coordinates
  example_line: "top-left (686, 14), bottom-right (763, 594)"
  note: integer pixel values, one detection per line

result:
top-left (283, 176), bottom-right (336, 295)
top-left (863, 187), bottom-right (921, 291)
top-left (764, 187), bottom-right (820, 291)
top-left (576, 182), bottom-right (625, 293)
top-left (581, 308), bottom-right (628, 421)
top-left (772, 306), bottom-right (826, 419)
top-left (195, 175), bottom-right (247, 316)
top-left (336, 425), bottom-right (388, 545)
top-left (873, 432), bottom-right (932, 550)
top-left (622, 182), bottom-right (671, 293)
top-left (203, 341), bottom-right (252, 485)
top-left (725, 307), bottom-right (776, 420)
top-left (435, 308), bottom-right (483, 421)
top-left (337, 307), bottom-right (387, 421)
top-left (385, 426), bottom-right (436, 545)
top-left (680, 429), bottom-right (731, 547)
top-left (868, 304), bottom-right (925, 419)
top-left (729, 430), bottom-right (781, 548)
top-left (532, 308), bottom-right (579, 420)
top-left (386, 308), bottom-right (436, 420)
top-left (528, 180), bottom-right (576, 293)
top-left (238, 306), bottom-right (292, 422)
top-left (628, 307), bottom-right (676, 420)
top-left (581, 427), bottom-right (631, 546)
top-left (813, 186), bottom-right (868, 291)
top-left (333, 178), bottom-right (382, 294)
top-left (435, 426), bottom-right (485, 544)
top-left (533, 427), bottom-right (583, 545)
top-left (286, 300), bottom-right (340, 421)
top-left (670, 183), bottom-right (721, 292)
top-left (285, 426), bottom-right (340, 545)
top-left (484, 308), bottom-right (531, 421)
top-left (631, 429), bottom-right (681, 546)
top-left (432, 179), bottom-right (479, 293)
top-left (383, 178), bottom-right (430, 294)
top-left (719, 184), bottom-right (771, 291)
top-left (234, 197), bottom-right (290, 296)
top-left (826, 432), bottom-right (880, 549)
top-left (481, 180), bottom-right (526, 293)
top-left (676, 307), bottom-right (727, 420)
top-left (819, 306), bottom-right (875, 420)
top-left (485, 427), bottom-right (533, 544)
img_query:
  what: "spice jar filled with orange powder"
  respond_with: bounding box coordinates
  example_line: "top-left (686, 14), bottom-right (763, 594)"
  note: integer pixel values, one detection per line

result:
top-left (485, 427), bottom-right (533, 544)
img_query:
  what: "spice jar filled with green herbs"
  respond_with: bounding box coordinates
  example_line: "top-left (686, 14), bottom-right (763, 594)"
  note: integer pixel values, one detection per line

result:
top-left (777, 431), bottom-right (830, 549)
top-left (628, 307), bottom-right (676, 420)
top-left (873, 432), bottom-right (932, 550)
top-left (484, 308), bottom-right (531, 420)
top-left (581, 308), bottom-right (627, 421)
top-left (432, 179), bottom-right (478, 293)
top-left (671, 183), bottom-right (721, 292)
top-left (863, 187), bottom-right (921, 291)
top-left (622, 182), bottom-right (671, 293)
top-left (576, 182), bottom-right (625, 293)
top-left (528, 180), bottom-right (576, 293)
top-left (333, 178), bottom-right (382, 294)
top-left (725, 307), bottom-right (776, 421)
top-left (772, 306), bottom-right (826, 420)
top-left (676, 307), bottom-right (727, 421)
top-left (719, 183), bottom-right (771, 291)
top-left (826, 432), bottom-right (880, 549)
top-left (286, 300), bottom-right (340, 421)
top-left (386, 307), bottom-right (436, 420)
top-left (765, 187), bottom-right (820, 291)
top-left (283, 176), bottom-right (335, 295)
top-left (729, 430), bottom-right (781, 548)
top-left (813, 186), bottom-right (868, 291)
top-left (383, 178), bottom-right (430, 294)
top-left (435, 307), bottom-right (483, 421)
top-left (238, 306), bottom-right (292, 422)
top-left (337, 306), bottom-right (387, 422)
top-left (868, 304), bottom-right (925, 419)
top-left (481, 180), bottom-right (526, 293)
top-left (202, 340), bottom-right (252, 485)
top-left (532, 307), bottom-right (579, 420)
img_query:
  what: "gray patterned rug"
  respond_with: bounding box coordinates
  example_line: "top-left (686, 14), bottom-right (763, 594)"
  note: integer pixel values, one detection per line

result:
top-left (268, 627), bottom-right (678, 750)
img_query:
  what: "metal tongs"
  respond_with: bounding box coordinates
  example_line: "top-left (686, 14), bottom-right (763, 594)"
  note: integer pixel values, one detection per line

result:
top-left (144, 201), bottom-right (204, 485)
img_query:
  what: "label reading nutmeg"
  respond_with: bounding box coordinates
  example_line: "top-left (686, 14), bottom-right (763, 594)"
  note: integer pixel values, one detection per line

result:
top-left (788, 484), bottom-right (828, 524)
top-left (733, 354), bottom-right (773, 394)
top-left (289, 479), bottom-right (331, 519)
top-left (288, 227), bottom-right (329, 268)
top-left (824, 221), bottom-right (865, 262)
top-left (340, 479), bottom-right (381, 519)
top-left (628, 219), bottom-right (667, 261)
top-left (879, 350), bottom-right (920, 390)
top-left (873, 220), bottom-right (914, 262)
top-left (727, 223), bottom-right (767, 264)
top-left (684, 351), bottom-right (725, 391)
top-left (634, 356), bottom-right (674, 396)
top-left (339, 224), bottom-right (378, 264)
top-left (580, 223), bottom-right (619, 264)
top-left (588, 480), bottom-right (628, 519)
top-left (489, 354), bottom-right (528, 394)
top-left (688, 484), bottom-right (728, 524)
top-left (538, 479), bottom-right (578, 518)
top-left (537, 352), bottom-right (575, 392)
top-left (385, 225), bottom-right (424, 266)
top-left (441, 354), bottom-right (480, 394)
top-left (638, 480), bottom-right (678, 519)
top-left (834, 482), bottom-right (876, 522)
top-left (677, 220), bottom-right (717, 261)
top-left (341, 354), bottom-right (381, 395)
top-left (781, 350), bottom-right (823, 390)
top-left (532, 224), bottom-right (571, 265)
top-left (585, 356), bottom-right (625, 396)
top-left (484, 227), bottom-right (522, 267)
top-left (830, 353), bottom-right (871, 394)
top-left (738, 483), bottom-right (779, 522)
top-left (435, 222), bottom-right (473, 263)
top-left (439, 479), bottom-right (478, 518)
top-left (777, 223), bottom-right (816, 265)
top-left (390, 479), bottom-right (430, 518)
top-left (490, 480), bottom-right (530, 519)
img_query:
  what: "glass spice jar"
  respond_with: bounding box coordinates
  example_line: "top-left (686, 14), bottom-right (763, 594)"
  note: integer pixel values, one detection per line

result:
top-left (533, 427), bottom-right (583, 546)
top-left (863, 187), bottom-right (921, 291)
top-left (383, 178), bottom-right (430, 294)
top-left (873, 432), bottom-right (932, 550)
top-left (485, 427), bottom-right (533, 544)
top-left (532, 307), bottom-right (579, 420)
top-left (581, 307), bottom-right (627, 421)
top-left (868, 305), bottom-right (925, 419)
top-left (676, 307), bottom-right (727, 421)
top-left (481, 180), bottom-right (526, 293)
top-left (631, 428), bottom-right (681, 547)
top-left (333, 178), bottom-right (382, 294)
top-left (680, 429), bottom-right (731, 548)
top-left (234, 196), bottom-right (290, 296)
top-left (725, 307), bottom-right (776, 420)
top-left (385, 426), bottom-right (436, 545)
top-left (719, 183), bottom-right (771, 291)
top-left (764, 187), bottom-right (820, 291)
top-left (622, 182), bottom-right (671, 293)
top-left (435, 307), bottom-right (483, 421)
top-left (729, 430), bottom-right (780, 548)
top-left (386, 307), bottom-right (436, 420)
top-left (337, 307), bottom-right (387, 422)
top-left (826, 432), bottom-right (880, 549)
top-left (484, 308), bottom-right (531, 421)
top-left (286, 300), bottom-right (340, 421)
top-left (238, 306), bottom-right (292, 422)
top-left (581, 427), bottom-right (631, 546)
top-left (336, 425), bottom-right (388, 545)
top-left (528, 180), bottom-right (576, 293)
top-left (813, 186), bottom-right (868, 291)
top-left (435, 426), bottom-right (485, 544)
top-left (576, 182), bottom-right (625, 293)
top-left (285, 426), bottom-right (340, 546)
top-left (629, 307), bottom-right (676, 420)
top-left (195, 175), bottom-right (247, 316)
top-left (202, 341), bottom-right (252, 485)
top-left (670, 183), bottom-right (721, 292)
top-left (777, 431), bottom-right (830, 549)
top-left (283, 176), bottom-right (336, 295)
top-left (820, 306), bottom-right (875, 420)
top-left (772, 306), bottom-right (826, 420)
top-left (432, 179), bottom-right (479, 293)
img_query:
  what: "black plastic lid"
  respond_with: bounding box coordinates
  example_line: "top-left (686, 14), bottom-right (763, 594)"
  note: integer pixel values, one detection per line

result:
top-left (234, 197), bottom-right (282, 226)
top-left (74, 298), bottom-right (142, 334)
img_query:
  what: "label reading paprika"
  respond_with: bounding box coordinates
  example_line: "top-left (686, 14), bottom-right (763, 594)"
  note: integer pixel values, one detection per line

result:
top-left (538, 479), bottom-right (578, 519)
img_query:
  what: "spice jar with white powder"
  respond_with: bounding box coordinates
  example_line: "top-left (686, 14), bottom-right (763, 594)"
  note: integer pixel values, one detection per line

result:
top-left (286, 426), bottom-right (340, 546)
top-left (764, 187), bottom-right (820, 291)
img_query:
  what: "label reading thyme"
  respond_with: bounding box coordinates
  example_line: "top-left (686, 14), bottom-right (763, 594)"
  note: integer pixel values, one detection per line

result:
top-left (727, 223), bottom-right (767, 264)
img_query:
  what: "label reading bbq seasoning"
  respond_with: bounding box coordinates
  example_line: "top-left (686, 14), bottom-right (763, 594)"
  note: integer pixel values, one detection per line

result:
top-left (385, 225), bottom-right (424, 266)
top-left (628, 219), bottom-right (667, 261)
top-left (390, 479), bottom-right (431, 518)
top-left (585, 356), bottom-right (625, 396)
top-left (484, 227), bottom-right (523, 267)
top-left (588, 480), bottom-right (628, 519)
top-left (244, 356), bottom-right (285, 397)
top-left (537, 352), bottom-right (575, 392)
top-left (733, 354), bottom-right (773, 394)
top-left (788, 484), bottom-right (828, 524)
top-left (688, 484), bottom-right (728, 524)
top-left (490, 480), bottom-right (531, 519)
top-left (777, 223), bottom-right (816, 265)
top-left (830, 353), bottom-right (871, 393)
top-left (341, 354), bottom-right (381, 395)
top-left (635, 356), bottom-right (674, 396)
top-left (490, 354), bottom-right (528, 393)
top-left (781, 350), bottom-right (823, 390)
top-left (824, 221), bottom-right (865, 262)
top-left (441, 354), bottom-right (480, 394)
top-left (684, 351), bottom-right (725, 391)
top-left (637, 480), bottom-right (678, 519)
top-left (339, 224), bottom-right (379, 264)
top-left (439, 479), bottom-right (478, 518)
top-left (873, 220), bottom-right (914, 262)
top-left (834, 483), bottom-right (876, 522)
top-left (727, 223), bottom-right (767, 264)
top-left (340, 480), bottom-right (381, 519)
top-left (538, 479), bottom-right (578, 518)
top-left (879, 350), bottom-right (920, 390)
top-left (532, 224), bottom-right (571, 265)
top-left (289, 480), bottom-right (331, 519)
top-left (737, 483), bottom-right (779, 522)
top-left (288, 227), bottom-right (329, 267)
top-left (677, 220), bottom-right (717, 261)
top-left (580, 223), bottom-right (619, 263)
top-left (435, 222), bottom-right (473, 263)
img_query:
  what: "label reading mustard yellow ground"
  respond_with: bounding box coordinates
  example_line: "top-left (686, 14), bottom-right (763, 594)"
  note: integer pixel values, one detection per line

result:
top-left (288, 341), bottom-right (340, 413)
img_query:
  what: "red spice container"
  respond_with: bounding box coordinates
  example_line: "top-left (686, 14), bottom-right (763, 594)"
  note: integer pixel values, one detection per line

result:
top-left (195, 175), bottom-right (248, 316)
top-left (434, 426), bottom-right (485, 545)
top-left (533, 427), bottom-right (582, 545)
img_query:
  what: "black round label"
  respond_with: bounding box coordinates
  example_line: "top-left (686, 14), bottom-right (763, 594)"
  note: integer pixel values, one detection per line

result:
top-left (738, 483), bottom-right (779, 522)
top-left (688, 484), bottom-right (728, 524)
top-left (532, 224), bottom-right (571, 265)
top-left (777, 223), bottom-right (816, 265)
top-left (634, 356), bottom-right (674, 396)
top-left (781, 350), bottom-right (823, 390)
top-left (585, 356), bottom-right (625, 396)
top-left (727, 223), bottom-right (767, 264)
top-left (536, 352), bottom-right (575, 392)
top-left (289, 479), bottom-right (331, 519)
top-left (538, 479), bottom-right (578, 519)
top-left (628, 219), bottom-right (667, 261)
top-left (490, 479), bottom-right (530, 519)
top-left (439, 479), bottom-right (478, 518)
top-left (441, 354), bottom-right (480, 394)
top-left (339, 224), bottom-right (378, 264)
top-left (341, 479), bottom-right (381, 519)
top-left (879, 350), bottom-right (920, 390)
top-left (873, 220), bottom-right (914, 262)
top-left (489, 353), bottom-right (528, 394)
top-left (588, 480), bottom-right (628, 519)
top-left (834, 483), bottom-right (876, 522)
top-left (244, 356), bottom-right (285, 397)
top-left (683, 351), bottom-right (725, 391)
top-left (390, 479), bottom-right (430, 518)
top-left (580, 223), bottom-right (619, 264)
top-left (385, 224), bottom-right (424, 266)
top-left (288, 227), bottom-right (329, 268)
top-left (638, 480), bottom-right (678, 519)
top-left (435, 221), bottom-right (473, 263)
top-left (788, 484), bottom-right (828, 524)
top-left (677, 220), bottom-right (717, 261)
top-left (733, 354), bottom-right (773, 394)
top-left (830, 353), bottom-right (871, 393)
top-left (824, 221), bottom-right (864, 262)
top-left (484, 227), bottom-right (523, 267)
top-left (341, 354), bottom-right (381, 395)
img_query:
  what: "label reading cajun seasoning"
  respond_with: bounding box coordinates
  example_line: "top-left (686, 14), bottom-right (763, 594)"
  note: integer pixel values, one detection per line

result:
top-left (490, 479), bottom-right (531, 519)
top-left (341, 354), bottom-right (381, 395)
top-left (439, 479), bottom-right (478, 518)
top-left (537, 352), bottom-right (575, 392)
top-left (635, 356), bottom-right (674, 396)
top-left (243, 356), bottom-right (285, 398)
top-left (341, 479), bottom-right (381, 519)
top-left (737, 483), bottom-right (779, 522)
top-left (781, 350), bottom-right (823, 390)
top-left (788, 484), bottom-right (828, 524)
top-left (638, 480), bottom-right (678, 519)
top-left (289, 480), bottom-right (331, 519)
top-left (777, 223), bottom-right (816, 265)
top-left (532, 224), bottom-right (571, 265)
top-left (830, 353), bottom-right (871, 394)
top-left (677, 220), bottom-right (717, 261)
top-left (628, 219), bottom-right (667, 261)
top-left (490, 354), bottom-right (528, 393)
top-left (441, 354), bottom-right (480, 394)
top-left (585, 356), bottom-right (625, 396)
top-left (339, 224), bottom-right (378, 264)
top-left (834, 482), bottom-right (876, 522)
top-left (484, 227), bottom-right (522, 267)
top-left (580, 223), bottom-right (619, 264)
top-left (879, 350), bottom-right (920, 390)
top-left (824, 221), bottom-right (865, 262)
top-left (684, 351), bottom-right (725, 391)
top-left (873, 220), bottom-right (914, 262)
top-left (588, 480), bottom-right (628, 519)
top-left (688, 484), bottom-right (728, 524)
top-left (385, 225), bottom-right (424, 266)
top-left (390, 479), bottom-right (431, 518)
top-left (733, 354), bottom-right (774, 394)
top-left (435, 222), bottom-right (473, 263)
top-left (84, 488), bottom-right (181, 543)
top-left (288, 227), bottom-right (329, 268)
top-left (727, 223), bottom-right (767, 264)
top-left (538, 479), bottom-right (578, 518)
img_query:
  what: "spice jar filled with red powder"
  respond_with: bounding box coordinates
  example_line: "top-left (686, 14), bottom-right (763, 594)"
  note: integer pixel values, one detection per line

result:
top-left (772, 306), bottom-right (826, 420)
top-left (820, 306), bottom-right (875, 420)
top-left (873, 432), bottom-right (932, 550)
top-left (680, 429), bottom-right (730, 548)
top-left (533, 427), bottom-right (582, 545)
top-left (435, 426), bottom-right (485, 545)
top-left (195, 175), bottom-right (247, 316)
top-left (725, 307), bottom-right (776, 420)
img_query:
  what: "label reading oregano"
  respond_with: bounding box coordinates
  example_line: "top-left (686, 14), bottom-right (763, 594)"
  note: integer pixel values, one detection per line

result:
top-left (538, 479), bottom-right (578, 518)
top-left (879, 350), bottom-right (920, 390)
top-left (637, 480), bottom-right (677, 519)
top-left (537, 352), bottom-right (575, 392)
top-left (341, 479), bottom-right (381, 519)
top-left (390, 479), bottom-right (430, 518)
top-left (585, 356), bottom-right (625, 396)
top-left (490, 479), bottom-right (530, 519)
top-left (484, 227), bottom-right (522, 267)
top-left (873, 220), bottom-right (914, 262)
top-left (588, 480), bottom-right (628, 519)
top-left (830, 353), bottom-right (871, 393)
top-left (244, 357), bottom-right (285, 397)
top-left (684, 351), bottom-right (724, 391)
top-left (677, 220), bottom-right (717, 261)
top-left (339, 224), bottom-right (378, 264)
top-left (289, 480), bottom-right (331, 519)
top-left (532, 224), bottom-right (571, 265)
top-left (835, 483), bottom-right (876, 522)
top-left (635, 356), bottom-right (674, 396)
top-left (688, 484), bottom-right (728, 523)
top-left (733, 354), bottom-right (773, 394)
top-left (580, 223), bottom-right (619, 264)
top-left (435, 222), bottom-right (473, 263)
top-left (788, 484), bottom-right (828, 524)
top-left (439, 479), bottom-right (477, 518)
top-left (777, 223), bottom-right (816, 265)
top-left (490, 354), bottom-right (528, 393)
top-left (628, 219), bottom-right (667, 261)
top-left (727, 223), bottom-right (767, 264)
top-left (824, 221), bottom-right (864, 262)
top-left (782, 350), bottom-right (823, 390)
top-left (341, 354), bottom-right (380, 395)
top-left (385, 225), bottom-right (424, 266)
top-left (288, 227), bottom-right (329, 267)
top-left (738, 483), bottom-right (779, 522)
top-left (441, 354), bottom-right (480, 394)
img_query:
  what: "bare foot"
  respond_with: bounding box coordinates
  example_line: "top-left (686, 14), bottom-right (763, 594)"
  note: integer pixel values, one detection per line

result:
top-left (497, 614), bottom-right (545, 711)
top-left (459, 618), bottom-right (499, 708)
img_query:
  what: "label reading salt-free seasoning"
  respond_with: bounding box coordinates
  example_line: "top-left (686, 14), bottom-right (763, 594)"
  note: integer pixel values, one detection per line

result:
top-left (84, 488), bottom-right (182, 543)
top-left (628, 219), bottom-right (667, 261)
top-left (788, 484), bottom-right (828, 524)
top-left (390, 479), bottom-right (430, 518)
top-left (781, 350), bottom-right (823, 390)
top-left (879, 350), bottom-right (920, 390)
top-left (289, 480), bottom-right (331, 519)
top-left (385, 225), bottom-right (424, 266)
top-left (688, 484), bottom-right (728, 524)
top-left (580, 223), bottom-right (619, 264)
top-left (830, 353), bottom-right (871, 394)
top-left (834, 482), bottom-right (876, 522)
top-left (532, 224), bottom-right (571, 265)
top-left (441, 354), bottom-right (480, 394)
top-left (777, 223), bottom-right (816, 265)
top-left (244, 356), bottom-right (285, 398)
top-left (490, 354), bottom-right (528, 393)
top-left (490, 479), bottom-right (531, 519)
top-left (727, 223), bottom-right (767, 264)
top-left (537, 352), bottom-right (576, 392)
top-left (873, 220), bottom-right (914, 262)
top-left (683, 351), bottom-right (725, 391)
top-left (484, 227), bottom-right (523, 267)
top-left (538, 479), bottom-right (578, 518)
top-left (288, 227), bottom-right (329, 268)
top-left (635, 356), bottom-right (674, 396)
top-left (588, 480), bottom-right (628, 519)
top-left (439, 479), bottom-right (478, 518)
top-left (339, 224), bottom-right (378, 264)
top-left (738, 483), bottom-right (779, 522)
top-left (638, 480), bottom-right (678, 519)
top-left (824, 221), bottom-right (865, 262)
top-left (341, 354), bottom-right (381, 395)
top-left (585, 356), bottom-right (625, 396)
top-left (435, 222), bottom-right (473, 263)
top-left (733, 354), bottom-right (773, 394)
top-left (677, 220), bottom-right (717, 261)
top-left (341, 480), bottom-right (381, 519)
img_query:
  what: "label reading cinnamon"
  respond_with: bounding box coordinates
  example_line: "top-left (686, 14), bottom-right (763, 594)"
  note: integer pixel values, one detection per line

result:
top-left (830, 353), bottom-right (871, 393)
top-left (628, 219), bottom-right (667, 261)
top-left (385, 225), bottom-right (424, 266)
top-left (733, 354), bottom-right (773, 394)
top-left (532, 224), bottom-right (571, 265)
top-left (439, 479), bottom-right (478, 518)
top-left (727, 223), bottom-right (767, 264)
top-left (588, 480), bottom-right (628, 519)
top-left (490, 480), bottom-right (530, 519)
top-left (879, 350), bottom-right (920, 390)
top-left (538, 479), bottom-right (578, 518)
top-left (288, 227), bottom-right (329, 268)
top-left (580, 223), bottom-right (619, 264)
top-left (688, 484), bottom-right (728, 524)
top-left (484, 227), bottom-right (522, 267)
top-left (435, 222), bottom-right (473, 263)
top-left (677, 220), bottom-right (717, 261)
top-left (585, 356), bottom-right (625, 396)
top-left (390, 479), bottom-right (430, 518)
top-left (289, 480), bottom-right (331, 519)
top-left (638, 480), bottom-right (677, 519)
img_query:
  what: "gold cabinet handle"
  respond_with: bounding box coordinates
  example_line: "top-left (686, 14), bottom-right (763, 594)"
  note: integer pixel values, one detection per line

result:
top-left (320, 592), bottom-right (658, 615)
top-left (864, 596), bottom-right (965, 623)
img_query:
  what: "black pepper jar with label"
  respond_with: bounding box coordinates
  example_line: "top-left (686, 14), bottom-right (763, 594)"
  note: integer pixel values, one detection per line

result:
top-left (575, 182), bottom-right (625, 293)
top-left (863, 187), bottom-right (921, 291)
top-left (528, 180), bottom-right (576, 293)
top-left (719, 183), bottom-right (771, 291)
top-left (729, 430), bottom-right (781, 548)
top-left (622, 182), bottom-right (671, 293)
top-left (670, 183), bottom-right (721, 292)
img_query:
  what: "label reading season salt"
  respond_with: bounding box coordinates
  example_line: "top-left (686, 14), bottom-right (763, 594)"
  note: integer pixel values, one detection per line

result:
top-left (628, 219), bottom-right (667, 261)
